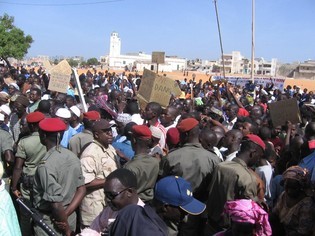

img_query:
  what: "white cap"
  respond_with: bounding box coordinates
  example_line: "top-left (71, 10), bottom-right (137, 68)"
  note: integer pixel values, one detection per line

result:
top-left (9, 82), bottom-right (20, 90)
top-left (116, 113), bottom-right (132, 125)
top-left (0, 113), bottom-right (4, 121)
top-left (55, 108), bottom-right (71, 119)
top-left (0, 104), bottom-right (11, 116)
top-left (149, 126), bottom-right (162, 139)
top-left (70, 105), bottom-right (81, 118)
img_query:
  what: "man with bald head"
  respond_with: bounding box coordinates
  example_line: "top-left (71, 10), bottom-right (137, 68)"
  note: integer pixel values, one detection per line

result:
top-left (200, 128), bottom-right (223, 161)
top-left (160, 106), bottom-right (179, 130)
top-left (221, 129), bottom-right (243, 161)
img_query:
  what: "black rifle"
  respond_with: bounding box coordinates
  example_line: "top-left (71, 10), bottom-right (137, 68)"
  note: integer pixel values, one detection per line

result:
top-left (16, 198), bottom-right (57, 236)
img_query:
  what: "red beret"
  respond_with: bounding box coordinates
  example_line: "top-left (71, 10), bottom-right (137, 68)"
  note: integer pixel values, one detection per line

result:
top-left (166, 127), bottom-right (180, 145)
top-left (39, 118), bottom-right (67, 132)
top-left (245, 134), bottom-right (266, 150)
top-left (26, 112), bottom-right (45, 123)
top-left (83, 111), bottom-right (101, 121)
top-left (177, 118), bottom-right (199, 133)
top-left (132, 125), bottom-right (152, 139)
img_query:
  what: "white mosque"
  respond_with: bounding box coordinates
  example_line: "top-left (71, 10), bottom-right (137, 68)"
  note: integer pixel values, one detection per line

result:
top-left (100, 32), bottom-right (187, 72)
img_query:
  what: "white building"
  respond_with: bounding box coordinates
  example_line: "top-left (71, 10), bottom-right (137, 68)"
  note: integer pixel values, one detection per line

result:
top-left (218, 51), bottom-right (277, 76)
top-left (100, 32), bottom-right (187, 72)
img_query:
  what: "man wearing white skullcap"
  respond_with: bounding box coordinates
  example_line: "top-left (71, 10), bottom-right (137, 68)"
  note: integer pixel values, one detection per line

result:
top-left (55, 108), bottom-right (78, 148)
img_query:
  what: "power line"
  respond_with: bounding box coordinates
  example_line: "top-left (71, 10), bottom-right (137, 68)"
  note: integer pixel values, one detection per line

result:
top-left (0, 0), bottom-right (124, 6)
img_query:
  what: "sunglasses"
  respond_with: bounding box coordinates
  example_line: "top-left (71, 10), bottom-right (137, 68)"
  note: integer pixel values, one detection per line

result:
top-left (104, 187), bottom-right (129, 201)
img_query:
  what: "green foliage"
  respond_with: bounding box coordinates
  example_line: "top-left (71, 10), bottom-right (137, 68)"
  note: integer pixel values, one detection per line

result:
top-left (80, 61), bottom-right (87, 67)
top-left (67, 58), bottom-right (79, 67)
top-left (0, 13), bottom-right (33, 60)
top-left (86, 57), bottom-right (99, 66)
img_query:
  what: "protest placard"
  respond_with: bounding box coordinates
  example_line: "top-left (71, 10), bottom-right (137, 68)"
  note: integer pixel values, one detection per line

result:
top-left (152, 52), bottom-right (165, 64)
top-left (137, 69), bottom-right (181, 109)
top-left (42, 60), bottom-right (53, 74)
top-left (48, 60), bottom-right (72, 93)
top-left (268, 98), bottom-right (301, 127)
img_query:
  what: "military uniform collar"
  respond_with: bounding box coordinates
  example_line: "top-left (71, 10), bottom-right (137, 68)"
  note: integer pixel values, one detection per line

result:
top-left (93, 139), bottom-right (112, 152)
top-left (232, 157), bottom-right (248, 168)
top-left (183, 142), bottom-right (203, 148)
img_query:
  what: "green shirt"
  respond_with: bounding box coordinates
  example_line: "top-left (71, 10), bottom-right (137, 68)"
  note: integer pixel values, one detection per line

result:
top-left (165, 143), bottom-right (221, 202)
top-left (124, 153), bottom-right (159, 202)
top-left (207, 157), bottom-right (258, 228)
top-left (16, 132), bottom-right (46, 176)
top-left (33, 146), bottom-right (85, 211)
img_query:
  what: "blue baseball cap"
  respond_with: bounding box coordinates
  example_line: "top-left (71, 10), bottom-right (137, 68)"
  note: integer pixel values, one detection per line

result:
top-left (154, 176), bottom-right (206, 215)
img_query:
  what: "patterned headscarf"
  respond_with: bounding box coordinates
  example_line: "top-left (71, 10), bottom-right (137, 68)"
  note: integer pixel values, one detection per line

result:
top-left (224, 199), bottom-right (272, 236)
top-left (282, 166), bottom-right (309, 187)
top-left (94, 95), bottom-right (118, 119)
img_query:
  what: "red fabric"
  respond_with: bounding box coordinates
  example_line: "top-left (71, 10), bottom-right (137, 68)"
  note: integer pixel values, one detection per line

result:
top-left (238, 107), bottom-right (249, 117)
top-left (166, 128), bottom-right (180, 145)
top-left (245, 134), bottom-right (266, 150)
top-left (83, 111), bottom-right (101, 121)
top-left (39, 118), bottom-right (66, 132)
top-left (26, 112), bottom-right (45, 123)
top-left (177, 118), bottom-right (198, 133)
top-left (132, 125), bottom-right (152, 139)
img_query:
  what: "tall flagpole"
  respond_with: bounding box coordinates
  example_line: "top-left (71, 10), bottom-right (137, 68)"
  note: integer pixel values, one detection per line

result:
top-left (251, 0), bottom-right (255, 83)
top-left (213, 0), bottom-right (226, 80)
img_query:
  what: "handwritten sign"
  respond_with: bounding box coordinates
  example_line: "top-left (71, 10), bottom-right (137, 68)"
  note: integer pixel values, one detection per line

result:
top-left (269, 98), bottom-right (301, 127)
top-left (42, 60), bottom-right (53, 74)
top-left (137, 69), bottom-right (181, 109)
top-left (152, 51), bottom-right (165, 64)
top-left (48, 60), bottom-right (72, 93)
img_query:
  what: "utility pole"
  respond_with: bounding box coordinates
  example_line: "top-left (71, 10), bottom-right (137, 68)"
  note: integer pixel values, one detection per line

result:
top-left (251, 0), bottom-right (255, 83)
top-left (213, 0), bottom-right (226, 80)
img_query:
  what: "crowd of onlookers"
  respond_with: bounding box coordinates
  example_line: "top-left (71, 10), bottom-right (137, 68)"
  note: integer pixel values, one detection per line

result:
top-left (1, 63), bottom-right (315, 236)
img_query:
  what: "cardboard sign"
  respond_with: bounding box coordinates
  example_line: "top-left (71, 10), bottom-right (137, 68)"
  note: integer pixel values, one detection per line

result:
top-left (42, 60), bottom-right (53, 74)
top-left (268, 98), bottom-right (301, 127)
top-left (48, 60), bottom-right (72, 93)
top-left (137, 69), bottom-right (181, 109)
top-left (152, 51), bottom-right (165, 64)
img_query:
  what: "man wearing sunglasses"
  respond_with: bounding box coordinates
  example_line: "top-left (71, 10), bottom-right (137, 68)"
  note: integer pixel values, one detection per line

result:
top-left (101, 168), bottom-right (168, 236)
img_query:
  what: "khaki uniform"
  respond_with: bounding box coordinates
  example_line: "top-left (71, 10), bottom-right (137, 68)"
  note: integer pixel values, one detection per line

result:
top-left (207, 157), bottom-right (258, 230)
top-left (33, 146), bottom-right (85, 236)
top-left (69, 129), bottom-right (94, 158)
top-left (15, 132), bottom-right (46, 236)
top-left (80, 141), bottom-right (118, 226)
top-left (0, 129), bottom-right (14, 191)
top-left (124, 153), bottom-right (159, 202)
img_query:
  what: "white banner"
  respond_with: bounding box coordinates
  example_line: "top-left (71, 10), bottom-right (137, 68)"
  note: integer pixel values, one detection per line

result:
top-left (212, 76), bottom-right (285, 91)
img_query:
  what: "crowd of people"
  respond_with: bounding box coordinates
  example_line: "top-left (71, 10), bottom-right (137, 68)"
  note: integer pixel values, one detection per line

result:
top-left (1, 63), bottom-right (315, 236)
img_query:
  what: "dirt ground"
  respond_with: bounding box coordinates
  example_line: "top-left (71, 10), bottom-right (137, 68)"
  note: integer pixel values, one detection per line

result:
top-left (78, 69), bottom-right (315, 91)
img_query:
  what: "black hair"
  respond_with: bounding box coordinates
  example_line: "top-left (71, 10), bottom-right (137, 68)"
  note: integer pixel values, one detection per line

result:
top-left (126, 101), bottom-right (140, 115)
top-left (147, 102), bottom-right (162, 116)
top-left (106, 169), bottom-right (137, 189)
top-left (38, 100), bottom-right (51, 114)
top-left (31, 87), bottom-right (42, 96)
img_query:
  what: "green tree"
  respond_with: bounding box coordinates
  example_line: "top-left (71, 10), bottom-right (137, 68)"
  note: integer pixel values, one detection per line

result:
top-left (0, 13), bottom-right (33, 67)
top-left (86, 57), bottom-right (99, 66)
top-left (67, 58), bottom-right (79, 67)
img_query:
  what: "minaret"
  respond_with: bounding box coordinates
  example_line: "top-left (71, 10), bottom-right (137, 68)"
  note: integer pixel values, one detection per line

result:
top-left (109, 32), bottom-right (121, 57)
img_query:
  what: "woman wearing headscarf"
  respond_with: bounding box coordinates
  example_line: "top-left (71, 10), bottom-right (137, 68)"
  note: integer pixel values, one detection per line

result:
top-left (271, 166), bottom-right (315, 236)
top-left (214, 199), bottom-right (272, 236)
